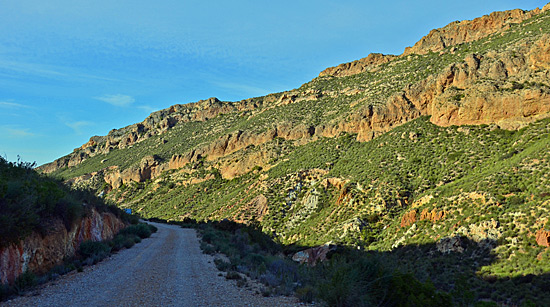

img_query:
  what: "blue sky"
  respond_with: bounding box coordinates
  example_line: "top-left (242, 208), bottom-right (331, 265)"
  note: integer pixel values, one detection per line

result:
top-left (0, 0), bottom-right (547, 166)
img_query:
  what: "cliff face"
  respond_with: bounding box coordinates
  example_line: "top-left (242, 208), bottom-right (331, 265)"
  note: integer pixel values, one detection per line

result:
top-left (38, 97), bottom-right (264, 174)
top-left (401, 34), bottom-right (550, 128)
top-left (0, 208), bottom-right (126, 284)
top-left (46, 48), bottom-right (550, 187)
top-left (319, 4), bottom-right (550, 78)
top-left (319, 53), bottom-right (397, 77)
top-left (40, 4), bottom-right (550, 197)
top-left (403, 7), bottom-right (548, 55)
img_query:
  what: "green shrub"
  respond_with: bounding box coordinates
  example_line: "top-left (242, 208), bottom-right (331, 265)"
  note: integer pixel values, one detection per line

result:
top-left (318, 262), bottom-right (363, 306)
top-left (243, 253), bottom-right (266, 267)
top-left (225, 271), bottom-right (242, 280)
top-left (201, 231), bottom-right (217, 244)
top-left (13, 271), bottom-right (37, 294)
top-left (296, 285), bottom-right (316, 303)
top-left (390, 273), bottom-right (452, 306)
top-left (200, 242), bottom-right (216, 254)
top-left (0, 283), bottom-right (10, 301)
top-left (506, 195), bottom-right (524, 206)
top-left (111, 230), bottom-right (145, 251)
top-left (79, 240), bottom-right (111, 260)
top-left (50, 264), bottom-right (74, 277)
top-left (111, 234), bottom-right (126, 251)
top-left (214, 258), bottom-right (231, 271)
top-left (119, 224), bottom-right (153, 239)
top-left (128, 215), bottom-right (140, 225)
top-left (123, 237), bottom-right (136, 249)
top-left (54, 197), bottom-right (83, 230)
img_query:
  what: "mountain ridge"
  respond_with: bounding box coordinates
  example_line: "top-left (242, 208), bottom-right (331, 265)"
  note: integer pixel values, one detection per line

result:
top-left (40, 3), bottom-right (550, 179)
top-left (36, 4), bottom-right (550, 303)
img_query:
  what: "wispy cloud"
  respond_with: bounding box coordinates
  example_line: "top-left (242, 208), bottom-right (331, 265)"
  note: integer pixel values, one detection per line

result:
top-left (65, 120), bottom-right (93, 134)
top-left (0, 60), bottom-right (122, 82)
top-left (95, 94), bottom-right (135, 107)
top-left (0, 60), bottom-right (66, 78)
top-left (0, 126), bottom-right (35, 138)
top-left (0, 101), bottom-right (31, 109)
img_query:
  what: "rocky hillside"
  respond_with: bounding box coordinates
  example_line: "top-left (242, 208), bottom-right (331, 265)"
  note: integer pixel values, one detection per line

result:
top-left (0, 207), bottom-right (125, 285)
top-left (42, 4), bottom-right (550, 181)
top-left (0, 157), bottom-right (128, 285)
top-left (40, 3), bottom-right (550, 304)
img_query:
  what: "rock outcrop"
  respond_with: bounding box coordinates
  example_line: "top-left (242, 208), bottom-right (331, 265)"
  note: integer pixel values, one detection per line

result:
top-left (423, 37), bottom-right (550, 128)
top-left (536, 229), bottom-right (550, 247)
top-left (291, 244), bottom-right (337, 266)
top-left (457, 219), bottom-right (501, 243)
top-left (403, 8), bottom-right (543, 55)
top-left (401, 208), bottom-right (446, 228)
top-left (102, 155), bottom-right (165, 189)
top-left (420, 209), bottom-right (446, 223)
top-left (437, 236), bottom-right (465, 254)
top-left (0, 208), bottom-right (126, 284)
top-left (319, 53), bottom-right (397, 77)
top-left (38, 97), bottom-right (264, 174)
top-left (400, 210), bottom-right (417, 228)
top-left (319, 4), bottom-right (550, 78)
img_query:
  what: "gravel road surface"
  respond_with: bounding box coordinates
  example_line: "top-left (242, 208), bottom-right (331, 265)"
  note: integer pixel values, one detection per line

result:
top-left (3, 222), bottom-right (301, 306)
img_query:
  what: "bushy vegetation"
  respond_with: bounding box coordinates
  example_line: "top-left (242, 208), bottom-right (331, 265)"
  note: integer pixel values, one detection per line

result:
top-left (79, 240), bottom-right (111, 263)
top-left (79, 223), bottom-right (157, 264)
top-left (182, 218), bottom-right (451, 306)
top-left (0, 156), bottom-right (134, 248)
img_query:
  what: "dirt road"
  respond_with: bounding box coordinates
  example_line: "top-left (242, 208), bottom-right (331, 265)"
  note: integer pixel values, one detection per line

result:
top-left (3, 222), bottom-right (300, 306)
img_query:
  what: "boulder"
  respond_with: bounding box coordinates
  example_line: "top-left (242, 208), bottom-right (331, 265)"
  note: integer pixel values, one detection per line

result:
top-left (437, 236), bottom-right (465, 254)
top-left (292, 244), bottom-right (337, 266)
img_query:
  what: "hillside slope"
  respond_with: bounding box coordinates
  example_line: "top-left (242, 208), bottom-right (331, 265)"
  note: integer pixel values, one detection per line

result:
top-left (0, 157), bottom-right (129, 285)
top-left (39, 3), bottom-right (550, 304)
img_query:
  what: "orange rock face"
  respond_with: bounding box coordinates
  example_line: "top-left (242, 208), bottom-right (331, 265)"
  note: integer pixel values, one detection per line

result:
top-left (401, 209), bottom-right (445, 228)
top-left (319, 53), bottom-right (397, 77)
top-left (420, 209), bottom-right (446, 222)
top-left (528, 34), bottom-right (550, 70)
top-left (403, 8), bottom-right (541, 55)
top-left (401, 210), bottom-right (417, 228)
top-left (535, 229), bottom-right (550, 247)
top-left (0, 208), bottom-right (126, 284)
